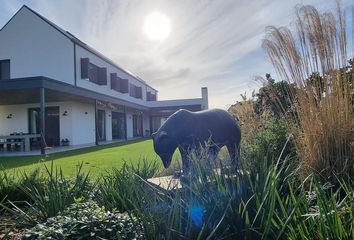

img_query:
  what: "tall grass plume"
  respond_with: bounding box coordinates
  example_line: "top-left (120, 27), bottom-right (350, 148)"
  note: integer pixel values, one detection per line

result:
top-left (262, 2), bottom-right (354, 179)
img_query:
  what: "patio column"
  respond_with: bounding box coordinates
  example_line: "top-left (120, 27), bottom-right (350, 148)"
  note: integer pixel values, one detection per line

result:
top-left (124, 105), bottom-right (127, 140)
top-left (39, 87), bottom-right (46, 155)
top-left (95, 99), bottom-right (98, 145)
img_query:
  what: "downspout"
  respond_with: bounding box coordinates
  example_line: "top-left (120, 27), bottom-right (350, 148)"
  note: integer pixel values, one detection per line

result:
top-left (39, 87), bottom-right (46, 155)
top-left (73, 42), bottom-right (77, 86)
top-left (95, 99), bottom-right (98, 145)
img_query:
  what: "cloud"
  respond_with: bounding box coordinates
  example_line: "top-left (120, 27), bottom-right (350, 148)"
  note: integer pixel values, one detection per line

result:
top-left (1, 0), bottom-right (352, 108)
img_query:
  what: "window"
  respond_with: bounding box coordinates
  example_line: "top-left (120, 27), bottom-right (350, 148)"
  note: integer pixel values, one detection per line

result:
top-left (0, 59), bottom-right (10, 80)
top-left (133, 114), bottom-right (143, 137)
top-left (80, 58), bottom-right (107, 85)
top-left (89, 63), bottom-right (99, 83)
top-left (111, 73), bottom-right (129, 93)
top-left (112, 112), bottom-right (125, 139)
top-left (97, 110), bottom-right (106, 141)
top-left (80, 58), bottom-right (89, 79)
top-left (120, 79), bottom-right (129, 93)
top-left (129, 84), bottom-right (135, 97)
top-left (129, 84), bottom-right (142, 99)
top-left (147, 91), bottom-right (156, 101)
top-left (88, 63), bottom-right (107, 85)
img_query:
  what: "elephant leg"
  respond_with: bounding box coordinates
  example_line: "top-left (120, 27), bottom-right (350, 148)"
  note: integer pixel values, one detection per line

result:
top-left (179, 146), bottom-right (190, 174)
top-left (208, 146), bottom-right (220, 162)
top-left (227, 144), bottom-right (239, 172)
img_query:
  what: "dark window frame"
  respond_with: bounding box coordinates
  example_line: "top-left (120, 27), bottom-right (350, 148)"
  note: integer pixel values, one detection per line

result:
top-left (147, 91), bottom-right (156, 101)
top-left (81, 58), bottom-right (107, 86)
top-left (111, 73), bottom-right (129, 93)
top-left (129, 84), bottom-right (142, 99)
top-left (0, 59), bottom-right (10, 80)
top-left (133, 114), bottom-right (143, 137)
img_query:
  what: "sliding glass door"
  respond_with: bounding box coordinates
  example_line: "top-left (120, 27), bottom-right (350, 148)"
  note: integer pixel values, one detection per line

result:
top-left (28, 107), bottom-right (60, 146)
top-left (97, 109), bottom-right (106, 141)
top-left (112, 112), bottom-right (125, 139)
top-left (133, 114), bottom-right (143, 137)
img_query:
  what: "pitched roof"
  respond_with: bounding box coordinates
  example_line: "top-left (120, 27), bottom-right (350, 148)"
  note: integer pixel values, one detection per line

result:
top-left (1, 5), bottom-right (157, 91)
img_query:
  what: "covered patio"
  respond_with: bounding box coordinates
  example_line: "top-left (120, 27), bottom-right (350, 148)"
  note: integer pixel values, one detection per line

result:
top-left (0, 76), bottom-right (148, 156)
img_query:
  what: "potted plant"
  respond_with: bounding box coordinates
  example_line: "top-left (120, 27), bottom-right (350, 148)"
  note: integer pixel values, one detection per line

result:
top-left (61, 138), bottom-right (70, 146)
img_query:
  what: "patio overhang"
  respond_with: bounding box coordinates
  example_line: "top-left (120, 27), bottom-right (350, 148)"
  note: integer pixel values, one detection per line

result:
top-left (0, 76), bottom-right (149, 111)
top-left (149, 105), bottom-right (202, 117)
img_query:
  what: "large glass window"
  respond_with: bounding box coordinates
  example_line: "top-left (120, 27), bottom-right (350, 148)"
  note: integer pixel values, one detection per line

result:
top-left (89, 63), bottom-right (99, 84)
top-left (0, 59), bottom-right (10, 80)
top-left (80, 58), bottom-right (112, 87)
top-left (147, 91), bottom-right (156, 101)
top-left (129, 84), bottom-right (142, 99)
top-left (133, 114), bottom-right (143, 137)
top-left (28, 107), bottom-right (60, 146)
top-left (151, 116), bottom-right (167, 133)
top-left (112, 112), bottom-right (125, 139)
top-left (97, 110), bottom-right (106, 141)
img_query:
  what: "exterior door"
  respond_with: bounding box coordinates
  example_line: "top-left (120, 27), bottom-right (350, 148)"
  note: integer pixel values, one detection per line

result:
top-left (112, 112), bottom-right (125, 139)
top-left (45, 107), bottom-right (60, 146)
top-left (133, 114), bottom-right (143, 137)
top-left (28, 106), bottom-right (60, 146)
top-left (97, 109), bottom-right (106, 141)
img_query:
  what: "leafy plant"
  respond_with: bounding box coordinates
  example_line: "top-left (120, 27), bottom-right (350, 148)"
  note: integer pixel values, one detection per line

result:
top-left (0, 168), bottom-right (45, 212)
top-left (128, 157), bottom-right (160, 179)
top-left (148, 146), bottom-right (353, 239)
top-left (21, 200), bottom-right (144, 240)
top-left (3, 162), bottom-right (93, 225)
top-left (241, 116), bottom-right (296, 170)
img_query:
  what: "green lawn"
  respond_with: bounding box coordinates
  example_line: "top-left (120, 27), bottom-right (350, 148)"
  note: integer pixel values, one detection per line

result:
top-left (0, 139), bottom-right (169, 178)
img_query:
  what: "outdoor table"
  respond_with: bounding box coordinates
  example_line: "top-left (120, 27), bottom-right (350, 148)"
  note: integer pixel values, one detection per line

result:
top-left (0, 134), bottom-right (41, 152)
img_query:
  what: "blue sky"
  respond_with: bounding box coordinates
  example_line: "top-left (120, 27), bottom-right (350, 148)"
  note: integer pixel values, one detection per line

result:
top-left (0, 0), bottom-right (353, 109)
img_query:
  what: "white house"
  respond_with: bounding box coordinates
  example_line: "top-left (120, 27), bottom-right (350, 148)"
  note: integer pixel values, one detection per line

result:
top-left (0, 5), bottom-right (208, 154)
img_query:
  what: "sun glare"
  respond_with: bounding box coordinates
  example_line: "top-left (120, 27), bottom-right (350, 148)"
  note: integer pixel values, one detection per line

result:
top-left (143, 11), bottom-right (171, 41)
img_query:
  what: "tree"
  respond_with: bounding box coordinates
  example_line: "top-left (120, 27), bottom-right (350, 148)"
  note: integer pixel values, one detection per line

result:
top-left (254, 74), bottom-right (296, 118)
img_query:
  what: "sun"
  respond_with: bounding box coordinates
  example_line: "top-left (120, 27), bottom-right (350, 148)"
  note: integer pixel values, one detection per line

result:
top-left (143, 11), bottom-right (171, 41)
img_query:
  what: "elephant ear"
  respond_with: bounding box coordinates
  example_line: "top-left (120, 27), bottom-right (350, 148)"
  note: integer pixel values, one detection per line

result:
top-left (151, 132), bottom-right (157, 139)
top-left (158, 131), bottom-right (169, 141)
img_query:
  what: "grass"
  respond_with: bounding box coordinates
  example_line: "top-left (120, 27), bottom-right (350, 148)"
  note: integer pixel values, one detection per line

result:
top-left (0, 139), bottom-right (168, 178)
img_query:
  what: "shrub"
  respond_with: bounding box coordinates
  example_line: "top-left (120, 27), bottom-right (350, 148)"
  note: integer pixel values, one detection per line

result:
top-left (230, 97), bottom-right (297, 173)
top-left (263, 3), bottom-right (354, 179)
top-left (0, 169), bottom-right (45, 212)
top-left (241, 116), bottom-right (296, 170)
top-left (3, 162), bottom-right (93, 226)
top-left (21, 200), bottom-right (144, 240)
top-left (146, 149), bottom-right (353, 239)
top-left (95, 161), bottom-right (163, 239)
top-left (95, 160), bottom-right (160, 212)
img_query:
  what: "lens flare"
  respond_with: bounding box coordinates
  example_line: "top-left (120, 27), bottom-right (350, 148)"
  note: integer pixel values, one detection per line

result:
top-left (189, 206), bottom-right (204, 228)
top-left (143, 11), bottom-right (171, 41)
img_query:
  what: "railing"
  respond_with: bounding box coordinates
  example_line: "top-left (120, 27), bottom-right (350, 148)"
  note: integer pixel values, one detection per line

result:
top-left (0, 133), bottom-right (41, 152)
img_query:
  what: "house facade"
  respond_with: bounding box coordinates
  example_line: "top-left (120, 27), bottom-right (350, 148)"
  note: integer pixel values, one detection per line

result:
top-left (0, 5), bottom-right (208, 154)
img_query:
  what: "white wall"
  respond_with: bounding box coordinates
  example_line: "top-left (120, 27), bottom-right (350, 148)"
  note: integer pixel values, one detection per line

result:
top-left (71, 102), bottom-right (95, 145)
top-left (126, 112), bottom-right (133, 139)
top-left (105, 109), bottom-right (112, 141)
top-left (59, 102), bottom-right (73, 143)
top-left (0, 7), bottom-right (74, 84)
top-left (0, 105), bottom-right (28, 134)
top-left (0, 102), bottom-right (73, 142)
